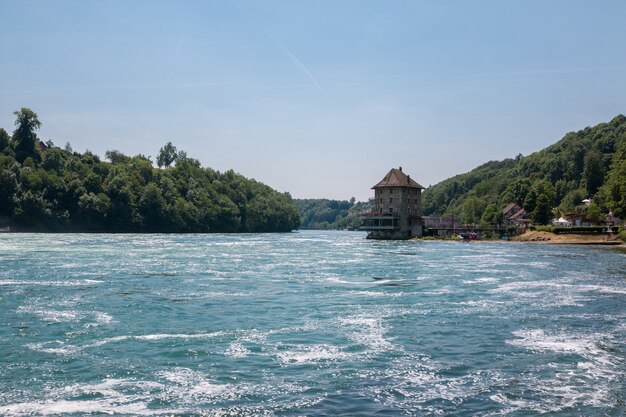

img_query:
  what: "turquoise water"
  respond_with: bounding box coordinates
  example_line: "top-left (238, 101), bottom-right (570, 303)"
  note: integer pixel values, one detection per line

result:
top-left (0, 231), bottom-right (625, 416)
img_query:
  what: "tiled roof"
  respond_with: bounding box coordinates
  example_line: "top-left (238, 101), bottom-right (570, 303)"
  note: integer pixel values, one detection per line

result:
top-left (509, 209), bottom-right (528, 220)
top-left (372, 167), bottom-right (425, 189)
top-left (502, 203), bottom-right (518, 215)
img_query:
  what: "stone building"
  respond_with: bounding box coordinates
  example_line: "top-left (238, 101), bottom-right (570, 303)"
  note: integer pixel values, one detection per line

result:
top-left (360, 167), bottom-right (425, 239)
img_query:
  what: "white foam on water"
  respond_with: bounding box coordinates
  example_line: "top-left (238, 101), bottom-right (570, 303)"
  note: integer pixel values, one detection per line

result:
top-left (158, 368), bottom-right (238, 401)
top-left (96, 331), bottom-right (226, 344)
top-left (340, 315), bottom-right (394, 353)
top-left (0, 399), bottom-right (174, 416)
top-left (365, 354), bottom-right (509, 414)
top-left (500, 328), bottom-right (624, 412)
top-left (93, 311), bottom-right (114, 325)
top-left (507, 329), bottom-right (604, 356)
top-left (349, 290), bottom-right (406, 298)
top-left (17, 305), bottom-right (81, 323)
top-left (0, 378), bottom-right (179, 416)
top-left (24, 341), bottom-right (80, 356)
top-left (276, 344), bottom-right (350, 365)
top-left (27, 331), bottom-right (227, 355)
top-left (324, 276), bottom-right (366, 285)
top-left (462, 277), bottom-right (499, 284)
top-left (225, 342), bottom-right (250, 358)
top-left (0, 279), bottom-right (102, 287)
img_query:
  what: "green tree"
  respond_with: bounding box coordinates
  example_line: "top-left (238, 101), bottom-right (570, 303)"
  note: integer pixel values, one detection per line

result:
top-left (0, 128), bottom-right (10, 151)
top-left (529, 180), bottom-right (555, 225)
top-left (12, 108), bottom-right (41, 163)
top-left (157, 141), bottom-right (178, 168)
top-left (105, 149), bottom-right (131, 164)
top-left (78, 192), bottom-right (111, 229)
top-left (0, 169), bottom-right (19, 216)
top-left (139, 183), bottom-right (166, 230)
top-left (480, 203), bottom-right (499, 226)
top-left (461, 195), bottom-right (483, 224)
top-left (586, 202), bottom-right (602, 223)
top-left (583, 149), bottom-right (604, 196)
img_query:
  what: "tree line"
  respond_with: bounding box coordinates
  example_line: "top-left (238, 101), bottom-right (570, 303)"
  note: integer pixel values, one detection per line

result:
top-left (421, 115), bottom-right (626, 226)
top-left (0, 108), bottom-right (301, 233)
top-left (295, 198), bottom-right (368, 230)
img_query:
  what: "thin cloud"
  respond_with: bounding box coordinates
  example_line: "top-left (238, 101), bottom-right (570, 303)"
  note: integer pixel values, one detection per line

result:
top-left (226, 0), bottom-right (323, 93)
top-left (270, 35), bottom-right (323, 92)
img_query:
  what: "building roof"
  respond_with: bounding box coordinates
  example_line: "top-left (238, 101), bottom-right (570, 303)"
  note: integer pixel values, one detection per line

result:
top-left (502, 203), bottom-right (519, 215)
top-left (372, 167), bottom-right (424, 189)
top-left (508, 209), bottom-right (528, 220)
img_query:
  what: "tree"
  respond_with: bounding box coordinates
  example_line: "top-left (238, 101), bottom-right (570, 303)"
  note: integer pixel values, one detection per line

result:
top-left (0, 169), bottom-right (18, 215)
top-left (12, 108), bottom-right (41, 163)
top-left (587, 202), bottom-right (602, 224)
top-left (529, 180), bottom-right (555, 225)
top-left (105, 150), bottom-right (131, 164)
top-left (78, 192), bottom-right (111, 229)
top-left (0, 128), bottom-right (10, 151)
top-left (583, 149), bottom-right (604, 196)
top-left (157, 141), bottom-right (178, 168)
top-left (480, 203), bottom-right (499, 226)
top-left (461, 195), bottom-right (483, 224)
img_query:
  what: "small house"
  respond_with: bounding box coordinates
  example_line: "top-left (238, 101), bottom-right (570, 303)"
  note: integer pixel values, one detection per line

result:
top-left (503, 203), bottom-right (530, 226)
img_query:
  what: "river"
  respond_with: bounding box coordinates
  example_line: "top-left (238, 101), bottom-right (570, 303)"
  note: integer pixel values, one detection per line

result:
top-left (1, 231), bottom-right (624, 416)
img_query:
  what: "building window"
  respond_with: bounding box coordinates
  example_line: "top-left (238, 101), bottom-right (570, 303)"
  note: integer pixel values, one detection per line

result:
top-left (388, 208), bottom-right (393, 214)
top-left (388, 198), bottom-right (393, 203)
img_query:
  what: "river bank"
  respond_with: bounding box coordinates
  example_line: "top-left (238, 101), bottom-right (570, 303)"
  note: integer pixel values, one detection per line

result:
top-left (416, 231), bottom-right (624, 246)
top-left (510, 230), bottom-right (624, 245)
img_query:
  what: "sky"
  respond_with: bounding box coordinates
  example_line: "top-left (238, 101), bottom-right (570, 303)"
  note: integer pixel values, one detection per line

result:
top-left (1, 0), bottom-right (626, 201)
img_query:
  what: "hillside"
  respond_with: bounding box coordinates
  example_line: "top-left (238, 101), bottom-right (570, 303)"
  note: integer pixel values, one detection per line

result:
top-left (422, 115), bottom-right (626, 225)
top-left (0, 108), bottom-right (301, 232)
top-left (295, 198), bottom-right (369, 230)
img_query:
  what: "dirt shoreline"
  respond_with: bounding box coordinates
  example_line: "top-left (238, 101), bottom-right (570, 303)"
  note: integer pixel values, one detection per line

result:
top-left (509, 230), bottom-right (624, 245)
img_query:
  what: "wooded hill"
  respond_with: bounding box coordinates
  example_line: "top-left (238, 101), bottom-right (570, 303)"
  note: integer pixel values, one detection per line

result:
top-left (0, 108), bottom-right (301, 232)
top-left (422, 115), bottom-right (626, 225)
top-left (295, 198), bottom-right (369, 230)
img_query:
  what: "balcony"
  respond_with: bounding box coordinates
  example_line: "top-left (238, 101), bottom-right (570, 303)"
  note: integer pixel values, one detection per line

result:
top-left (360, 212), bottom-right (401, 231)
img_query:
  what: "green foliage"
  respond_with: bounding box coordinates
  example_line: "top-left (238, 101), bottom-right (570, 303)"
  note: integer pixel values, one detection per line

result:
top-left (586, 202), bottom-right (602, 223)
top-left (0, 128), bottom-right (10, 151)
top-left (12, 108), bottom-right (41, 163)
top-left (157, 141), bottom-right (178, 168)
top-left (422, 115), bottom-right (626, 225)
top-left (296, 199), bottom-right (368, 230)
top-left (0, 109), bottom-right (300, 233)
top-left (105, 150), bottom-right (131, 165)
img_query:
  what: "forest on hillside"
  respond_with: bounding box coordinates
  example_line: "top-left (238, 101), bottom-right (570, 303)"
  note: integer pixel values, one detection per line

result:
top-left (295, 198), bottom-right (369, 230)
top-left (0, 108), bottom-right (301, 232)
top-left (422, 115), bottom-right (626, 225)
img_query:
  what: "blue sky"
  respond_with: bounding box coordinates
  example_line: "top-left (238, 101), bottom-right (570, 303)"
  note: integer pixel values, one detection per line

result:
top-left (1, 0), bottom-right (625, 200)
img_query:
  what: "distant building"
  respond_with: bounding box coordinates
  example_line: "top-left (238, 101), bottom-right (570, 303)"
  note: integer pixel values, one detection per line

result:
top-left (565, 213), bottom-right (596, 227)
top-left (422, 216), bottom-right (461, 237)
top-left (360, 167), bottom-right (424, 239)
top-left (551, 217), bottom-right (572, 227)
top-left (502, 203), bottom-right (530, 226)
